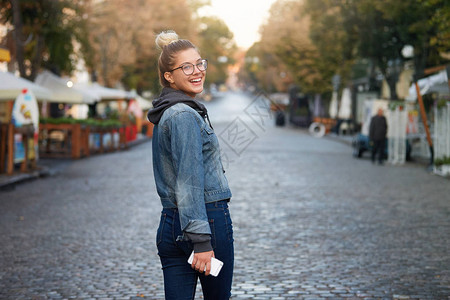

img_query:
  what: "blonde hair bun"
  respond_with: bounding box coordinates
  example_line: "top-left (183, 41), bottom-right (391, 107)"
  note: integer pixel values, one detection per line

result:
top-left (155, 30), bottom-right (179, 50)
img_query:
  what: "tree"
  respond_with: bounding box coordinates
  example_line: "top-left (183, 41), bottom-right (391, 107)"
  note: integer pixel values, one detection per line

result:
top-left (304, 0), bottom-right (358, 88)
top-left (197, 16), bottom-right (236, 87)
top-left (374, 0), bottom-right (449, 75)
top-left (0, 0), bottom-right (90, 79)
top-left (258, 0), bottom-right (329, 94)
top-left (304, 0), bottom-right (450, 99)
top-left (86, 0), bottom-right (199, 90)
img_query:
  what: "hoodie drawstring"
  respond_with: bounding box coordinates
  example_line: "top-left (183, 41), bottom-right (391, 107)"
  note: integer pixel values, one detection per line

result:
top-left (205, 114), bottom-right (214, 130)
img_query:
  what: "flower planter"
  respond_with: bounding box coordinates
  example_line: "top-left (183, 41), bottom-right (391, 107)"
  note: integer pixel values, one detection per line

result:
top-left (433, 164), bottom-right (450, 177)
top-left (39, 123), bottom-right (88, 159)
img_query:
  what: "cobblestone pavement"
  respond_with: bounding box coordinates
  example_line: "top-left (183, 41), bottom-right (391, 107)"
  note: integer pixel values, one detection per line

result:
top-left (1, 92), bottom-right (449, 299)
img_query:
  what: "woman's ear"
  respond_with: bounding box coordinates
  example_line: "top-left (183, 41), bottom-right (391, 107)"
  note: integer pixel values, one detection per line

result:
top-left (164, 72), bottom-right (174, 84)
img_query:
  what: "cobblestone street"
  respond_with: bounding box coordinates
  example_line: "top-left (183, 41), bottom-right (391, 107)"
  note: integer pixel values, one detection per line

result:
top-left (1, 92), bottom-right (449, 299)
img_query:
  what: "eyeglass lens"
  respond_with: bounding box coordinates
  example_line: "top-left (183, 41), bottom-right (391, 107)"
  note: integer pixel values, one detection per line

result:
top-left (181, 60), bottom-right (207, 75)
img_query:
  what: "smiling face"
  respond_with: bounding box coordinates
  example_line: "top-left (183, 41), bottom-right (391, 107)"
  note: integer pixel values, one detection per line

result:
top-left (164, 48), bottom-right (206, 98)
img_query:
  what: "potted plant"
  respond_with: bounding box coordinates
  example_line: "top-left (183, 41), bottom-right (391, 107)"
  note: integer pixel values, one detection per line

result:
top-left (434, 156), bottom-right (450, 177)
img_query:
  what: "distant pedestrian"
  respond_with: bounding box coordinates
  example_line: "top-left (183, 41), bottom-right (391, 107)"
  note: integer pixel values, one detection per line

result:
top-left (147, 30), bottom-right (234, 300)
top-left (369, 108), bottom-right (388, 165)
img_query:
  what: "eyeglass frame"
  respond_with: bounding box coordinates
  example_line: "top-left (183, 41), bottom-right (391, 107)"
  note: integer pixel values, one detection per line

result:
top-left (168, 59), bottom-right (208, 75)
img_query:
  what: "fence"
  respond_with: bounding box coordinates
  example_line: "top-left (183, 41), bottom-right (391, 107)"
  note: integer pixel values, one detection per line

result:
top-left (434, 103), bottom-right (450, 159)
top-left (0, 123), bottom-right (36, 175)
top-left (387, 107), bottom-right (407, 164)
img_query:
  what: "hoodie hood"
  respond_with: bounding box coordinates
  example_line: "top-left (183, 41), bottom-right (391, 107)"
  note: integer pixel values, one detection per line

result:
top-left (147, 87), bottom-right (208, 125)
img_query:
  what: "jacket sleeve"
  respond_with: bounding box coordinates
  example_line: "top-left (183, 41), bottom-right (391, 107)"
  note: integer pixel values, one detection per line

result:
top-left (168, 111), bottom-right (212, 240)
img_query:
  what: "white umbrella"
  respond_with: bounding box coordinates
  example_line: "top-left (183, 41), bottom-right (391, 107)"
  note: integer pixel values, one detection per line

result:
top-left (329, 91), bottom-right (338, 118)
top-left (35, 71), bottom-right (98, 104)
top-left (338, 88), bottom-right (352, 119)
top-left (0, 71), bottom-right (52, 101)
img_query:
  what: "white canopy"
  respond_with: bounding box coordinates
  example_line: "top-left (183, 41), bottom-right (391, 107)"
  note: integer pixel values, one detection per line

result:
top-left (0, 71), bottom-right (53, 101)
top-left (74, 82), bottom-right (129, 101)
top-left (136, 95), bottom-right (153, 110)
top-left (407, 70), bottom-right (449, 101)
top-left (35, 71), bottom-right (98, 104)
top-left (127, 89), bottom-right (152, 110)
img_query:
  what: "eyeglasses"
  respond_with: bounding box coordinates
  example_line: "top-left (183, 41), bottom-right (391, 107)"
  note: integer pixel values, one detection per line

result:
top-left (169, 59), bottom-right (208, 75)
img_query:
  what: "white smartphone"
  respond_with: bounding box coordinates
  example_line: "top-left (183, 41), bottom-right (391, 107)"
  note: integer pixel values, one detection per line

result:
top-left (188, 251), bottom-right (223, 277)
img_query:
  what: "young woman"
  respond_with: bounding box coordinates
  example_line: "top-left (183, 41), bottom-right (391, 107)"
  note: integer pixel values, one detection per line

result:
top-left (147, 30), bottom-right (234, 300)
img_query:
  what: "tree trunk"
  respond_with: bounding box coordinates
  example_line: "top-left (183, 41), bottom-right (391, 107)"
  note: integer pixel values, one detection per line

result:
top-left (386, 74), bottom-right (398, 100)
top-left (11, 0), bottom-right (26, 78)
top-left (29, 34), bottom-right (45, 81)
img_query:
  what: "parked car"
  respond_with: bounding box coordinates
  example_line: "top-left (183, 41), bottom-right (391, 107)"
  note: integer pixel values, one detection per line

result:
top-left (352, 134), bottom-right (380, 158)
top-left (352, 133), bottom-right (412, 160)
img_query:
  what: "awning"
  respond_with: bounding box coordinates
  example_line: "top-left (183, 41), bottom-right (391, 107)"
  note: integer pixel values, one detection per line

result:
top-left (0, 71), bottom-right (53, 101)
top-left (136, 95), bottom-right (153, 110)
top-left (407, 70), bottom-right (449, 101)
top-left (74, 82), bottom-right (129, 101)
top-left (35, 70), bottom-right (98, 104)
top-left (127, 89), bottom-right (152, 110)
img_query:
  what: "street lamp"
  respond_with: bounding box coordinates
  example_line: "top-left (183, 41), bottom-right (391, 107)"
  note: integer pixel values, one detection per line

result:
top-left (404, 44), bottom-right (435, 167)
top-left (401, 45), bottom-right (414, 59)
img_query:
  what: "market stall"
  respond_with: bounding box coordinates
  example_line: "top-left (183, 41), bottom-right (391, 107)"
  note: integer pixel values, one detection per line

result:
top-left (0, 71), bottom-right (52, 175)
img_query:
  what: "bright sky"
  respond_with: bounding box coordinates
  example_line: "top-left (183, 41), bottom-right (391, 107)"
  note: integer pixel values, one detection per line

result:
top-left (198, 0), bottom-right (279, 50)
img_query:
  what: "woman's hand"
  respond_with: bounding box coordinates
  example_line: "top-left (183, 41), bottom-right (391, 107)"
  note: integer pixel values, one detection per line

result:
top-left (191, 250), bottom-right (214, 276)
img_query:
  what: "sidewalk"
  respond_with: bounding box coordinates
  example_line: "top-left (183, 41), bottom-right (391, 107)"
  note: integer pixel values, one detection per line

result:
top-left (0, 135), bottom-right (151, 191)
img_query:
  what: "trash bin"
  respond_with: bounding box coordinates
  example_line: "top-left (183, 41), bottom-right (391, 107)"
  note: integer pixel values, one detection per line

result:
top-left (275, 111), bottom-right (286, 127)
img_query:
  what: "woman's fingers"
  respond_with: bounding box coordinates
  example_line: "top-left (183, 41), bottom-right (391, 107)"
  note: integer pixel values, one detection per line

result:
top-left (191, 251), bottom-right (214, 275)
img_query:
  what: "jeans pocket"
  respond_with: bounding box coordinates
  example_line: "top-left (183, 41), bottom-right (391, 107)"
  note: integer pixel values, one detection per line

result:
top-left (224, 208), bottom-right (234, 242)
top-left (156, 213), bottom-right (167, 247)
top-left (209, 218), bottom-right (216, 249)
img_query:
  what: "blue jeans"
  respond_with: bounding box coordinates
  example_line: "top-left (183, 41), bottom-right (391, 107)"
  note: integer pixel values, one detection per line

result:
top-left (156, 200), bottom-right (234, 300)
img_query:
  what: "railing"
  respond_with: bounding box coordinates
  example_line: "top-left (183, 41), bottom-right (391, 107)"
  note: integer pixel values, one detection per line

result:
top-left (1, 120), bottom-right (153, 176)
top-left (0, 123), bottom-right (36, 175)
top-left (39, 123), bottom-right (127, 158)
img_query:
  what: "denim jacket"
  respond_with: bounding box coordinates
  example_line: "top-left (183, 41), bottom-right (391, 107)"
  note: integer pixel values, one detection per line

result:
top-left (152, 102), bottom-right (232, 240)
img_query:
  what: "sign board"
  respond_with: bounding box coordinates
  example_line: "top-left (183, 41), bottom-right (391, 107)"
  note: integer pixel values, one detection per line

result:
top-left (0, 48), bottom-right (10, 62)
top-left (12, 89), bottom-right (39, 129)
top-left (12, 89), bottom-right (40, 163)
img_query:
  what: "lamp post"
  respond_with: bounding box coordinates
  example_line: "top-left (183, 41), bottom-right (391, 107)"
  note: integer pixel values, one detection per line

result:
top-left (404, 44), bottom-right (434, 167)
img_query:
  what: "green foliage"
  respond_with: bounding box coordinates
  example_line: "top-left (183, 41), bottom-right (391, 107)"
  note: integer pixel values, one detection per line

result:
top-left (437, 99), bottom-right (449, 109)
top-left (40, 117), bottom-right (123, 128)
top-left (304, 0), bottom-right (358, 89)
top-left (388, 101), bottom-right (405, 111)
top-left (1, 0), bottom-right (89, 79)
top-left (240, 43), bottom-right (262, 89)
top-left (198, 16), bottom-right (236, 86)
top-left (435, 156), bottom-right (450, 167)
top-left (301, 0), bottom-right (449, 97)
top-left (122, 57), bottom-right (161, 96)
